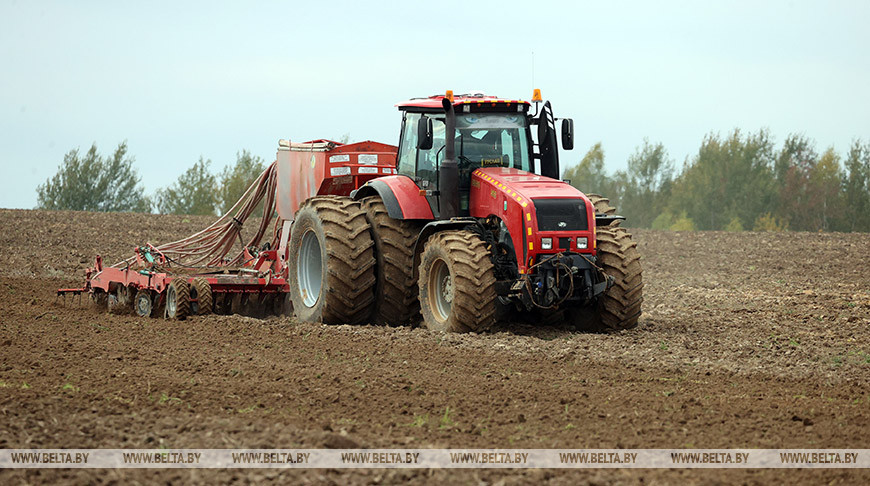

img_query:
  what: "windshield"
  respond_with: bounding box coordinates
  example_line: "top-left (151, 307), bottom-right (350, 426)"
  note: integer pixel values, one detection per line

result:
top-left (455, 114), bottom-right (531, 172)
top-left (398, 111), bottom-right (533, 214)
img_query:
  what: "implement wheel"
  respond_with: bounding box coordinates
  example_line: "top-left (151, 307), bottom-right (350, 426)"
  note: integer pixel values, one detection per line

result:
top-left (164, 279), bottom-right (191, 320)
top-left (418, 230), bottom-right (497, 333)
top-left (190, 277), bottom-right (213, 315)
top-left (288, 196), bottom-right (376, 325)
top-left (134, 290), bottom-right (153, 318)
top-left (92, 290), bottom-right (108, 309)
top-left (361, 196), bottom-right (422, 326)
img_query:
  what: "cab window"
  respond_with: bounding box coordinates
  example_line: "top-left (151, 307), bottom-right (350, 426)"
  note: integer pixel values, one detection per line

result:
top-left (397, 112), bottom-right (420, 177)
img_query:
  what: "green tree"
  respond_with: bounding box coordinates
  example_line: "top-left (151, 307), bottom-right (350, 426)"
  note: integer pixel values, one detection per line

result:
top-left (753, 213), bottom-right (788, 232)
top-left (842, 140), bottom-right (870, 232)
top-left (219, 150), bottom-right (266, 215)
top-left (36, 142), bottom-right (151, 212)
top-left (810, 148), bottom-right (844, 231)
top-left (774, 134), bottom-right (825, 231)
top-left (155, 157), bottom-right (219, 215)
top-left (651, 210), bottom-right (696, 231)
top-left (620, 139), bottom-right (674, 227)
top-left (563, 142), bottom-right (620, 204)
top-left (668, 129), bottom-right (776, 230)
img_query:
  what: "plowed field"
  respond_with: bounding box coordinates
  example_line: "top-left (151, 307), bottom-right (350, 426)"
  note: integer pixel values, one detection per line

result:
top-left (1, 209), bottom-right (868, 485)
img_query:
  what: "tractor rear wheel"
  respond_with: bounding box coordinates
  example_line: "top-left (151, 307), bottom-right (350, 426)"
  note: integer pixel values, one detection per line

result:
top-left (586, 193), bottom-right (620, 227)
top-left (288, 196), bottom-right (376, 325)
top-left (591, 226), bottom-right (643, 330)
top-left (361, 196), bottom-right (422, 326)
top-left (418, 230), bottom-right (497, 333)
top-left (165, 279), bottom-right (191, 320)
top-left (190, 277), bottom-right (213, 315)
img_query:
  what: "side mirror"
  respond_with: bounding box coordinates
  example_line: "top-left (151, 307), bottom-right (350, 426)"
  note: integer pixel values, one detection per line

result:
top-left (417, 116), bottom-right (433, 150)
top-left (561, 118), bottom-right (574, 150)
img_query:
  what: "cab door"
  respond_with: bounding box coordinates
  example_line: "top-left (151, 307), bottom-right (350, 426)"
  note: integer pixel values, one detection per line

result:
top-left (396, 111), bottom-right (445, 218)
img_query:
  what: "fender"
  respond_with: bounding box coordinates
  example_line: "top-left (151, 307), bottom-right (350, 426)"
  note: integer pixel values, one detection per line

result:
top-left (595, 214), bottom-right (626, 226)
top-left (351, 175), bottom-right (434, 220)
top-left (411, 218), bottom-right (478, 278)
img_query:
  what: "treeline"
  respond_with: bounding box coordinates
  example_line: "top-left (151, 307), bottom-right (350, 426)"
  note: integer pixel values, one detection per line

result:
top-left (36, 142), bottom-right (266, 216)
top-left (37, 132), bottom-right (870, 232)
top-left (563, 130), bottom-right (870, 232)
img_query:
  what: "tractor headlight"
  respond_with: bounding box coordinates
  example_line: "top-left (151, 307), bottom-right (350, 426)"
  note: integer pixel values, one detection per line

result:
top-left (541, 237), bottom-right (553, 250)
top-left (576, 237), bottom-right (588, 249)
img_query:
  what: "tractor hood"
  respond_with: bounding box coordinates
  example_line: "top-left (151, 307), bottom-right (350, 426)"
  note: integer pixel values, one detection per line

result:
top-left (472, 167), bottom-right (587, 203)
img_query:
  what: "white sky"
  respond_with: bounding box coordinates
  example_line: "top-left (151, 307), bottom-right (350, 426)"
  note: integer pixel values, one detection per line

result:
top-left (1, 0), bottom-right (868, 209)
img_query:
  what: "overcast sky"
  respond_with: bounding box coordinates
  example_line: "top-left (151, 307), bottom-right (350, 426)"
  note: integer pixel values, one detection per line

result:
top-left (1, 0), bottom-right (868, 209)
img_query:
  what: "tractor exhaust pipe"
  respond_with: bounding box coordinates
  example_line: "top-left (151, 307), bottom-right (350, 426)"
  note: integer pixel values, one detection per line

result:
top-left (439, 97), bottom-right (459, 219)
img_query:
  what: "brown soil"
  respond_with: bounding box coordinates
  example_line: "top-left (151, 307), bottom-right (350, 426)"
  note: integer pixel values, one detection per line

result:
top-left (1, 209), bottom-right (868, 485)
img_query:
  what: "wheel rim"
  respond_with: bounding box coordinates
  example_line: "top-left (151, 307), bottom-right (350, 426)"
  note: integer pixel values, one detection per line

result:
top-left (135, 293), bottom-right (151, 316)
top-left (166, 286), bottom-right (177, 317)
top-left (297, 229), bottom-right (323, 308)
top-left (428, 258), bottom-right (453, 322)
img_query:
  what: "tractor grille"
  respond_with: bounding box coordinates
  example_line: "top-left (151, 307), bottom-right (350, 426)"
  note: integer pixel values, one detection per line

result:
top-left (533, 198), bottom-right (588, 232)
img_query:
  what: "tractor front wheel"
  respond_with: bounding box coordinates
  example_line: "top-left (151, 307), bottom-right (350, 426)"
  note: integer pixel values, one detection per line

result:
top-left (590, 226), bottom-right (643, 330)
top-left (418, 231), bottom-right (497, 333)
top-left (586, 193), bottom-right (620, 227)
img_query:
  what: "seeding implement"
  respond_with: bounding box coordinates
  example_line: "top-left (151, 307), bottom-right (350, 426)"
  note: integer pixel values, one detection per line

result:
top-left (61, 91), bottom-right (643, 332)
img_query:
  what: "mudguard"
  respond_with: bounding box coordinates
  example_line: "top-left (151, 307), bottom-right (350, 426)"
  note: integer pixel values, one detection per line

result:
top-left (351, 175), bottom-right (434, 220)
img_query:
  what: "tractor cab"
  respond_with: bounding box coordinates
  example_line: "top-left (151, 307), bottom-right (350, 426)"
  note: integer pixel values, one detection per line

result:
top-left (395, 91), bottom-right (571, 218)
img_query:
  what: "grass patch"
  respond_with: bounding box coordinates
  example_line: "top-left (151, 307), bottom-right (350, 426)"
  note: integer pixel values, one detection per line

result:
top-left (155, 392), bottom-right (182, 405)
top-left (439, 407), bottom-right (455, 429)
top-left (408, 414), bottom-right (429, 427)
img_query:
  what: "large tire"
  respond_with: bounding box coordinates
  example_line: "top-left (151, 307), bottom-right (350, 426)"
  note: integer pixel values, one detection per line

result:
top-left (190, 277), bottom-right (213, 315)
top-left (360, 196), bottom-right (422, 326)
top-left (592, 226), bottom-right (643, 329)
top-left (288, 197), bottom-right (376, 325)
top-left (418, 231), bottom-right (497, 333)
top-left (164, 279), bottom-right (191, 320)
top-left (586, 193), bottom-right (620, 227)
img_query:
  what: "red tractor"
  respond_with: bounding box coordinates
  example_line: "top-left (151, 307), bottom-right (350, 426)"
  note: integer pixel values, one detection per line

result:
top-left (65, 90), bottom-right (642, 333)
top-left (288, 90), bottom-right (642, 332)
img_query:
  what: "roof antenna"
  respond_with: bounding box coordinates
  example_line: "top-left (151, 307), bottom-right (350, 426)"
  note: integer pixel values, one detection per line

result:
top-left (531, 50), bottom-right (535, 91)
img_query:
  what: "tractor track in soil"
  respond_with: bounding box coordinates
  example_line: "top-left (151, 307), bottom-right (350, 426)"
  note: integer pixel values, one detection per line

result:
top-left (0, 209), bottom-right (868, 485)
